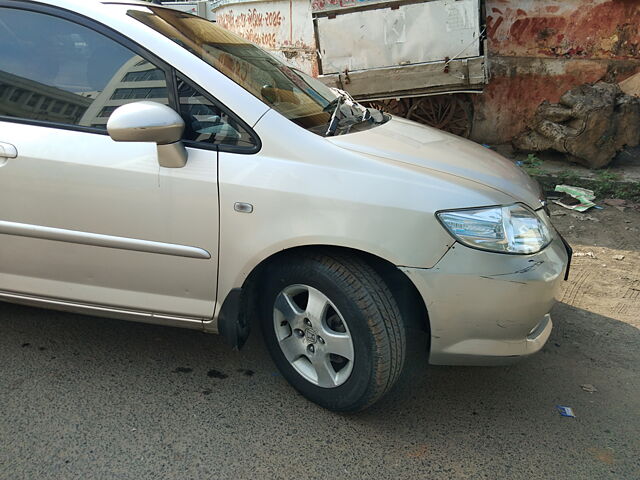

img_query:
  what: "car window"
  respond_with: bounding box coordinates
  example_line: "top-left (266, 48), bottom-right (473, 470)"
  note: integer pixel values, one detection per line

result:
top-left (0, 8), bottom-right (169, 129)
top-left (176, 75), bottom-right (256, 149)
top-left (127, 7), bottom-right (334, 131)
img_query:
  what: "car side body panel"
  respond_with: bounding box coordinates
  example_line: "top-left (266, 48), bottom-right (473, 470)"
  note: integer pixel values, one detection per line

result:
top-left (0, 120), bottom-right (219, 318)
top-left (210, 110), bottom-right (518, 331)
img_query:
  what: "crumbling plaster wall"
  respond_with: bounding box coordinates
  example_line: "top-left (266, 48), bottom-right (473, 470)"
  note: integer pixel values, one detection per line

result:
top-left (472, 0), bottom-right (640, 144)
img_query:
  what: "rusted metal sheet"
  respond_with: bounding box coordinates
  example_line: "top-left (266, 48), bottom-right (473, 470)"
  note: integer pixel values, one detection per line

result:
top-left (486, 0), bottom-right (640, 60)
top-left (316, 0), bottom-right (480, 74)
top-left (213, 0), bottom-right (318, 74)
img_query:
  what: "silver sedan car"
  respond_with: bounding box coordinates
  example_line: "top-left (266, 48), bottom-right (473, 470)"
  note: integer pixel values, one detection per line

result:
top-left (0, 0), bottom-right (570, 411)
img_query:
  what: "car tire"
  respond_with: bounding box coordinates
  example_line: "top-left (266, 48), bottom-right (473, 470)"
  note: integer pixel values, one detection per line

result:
top-left (260, 252), bottom-right (406, 412)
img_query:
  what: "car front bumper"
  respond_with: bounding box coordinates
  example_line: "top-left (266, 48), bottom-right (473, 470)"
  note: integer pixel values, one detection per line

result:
top-left (401, 235), bottom-right (569, 366)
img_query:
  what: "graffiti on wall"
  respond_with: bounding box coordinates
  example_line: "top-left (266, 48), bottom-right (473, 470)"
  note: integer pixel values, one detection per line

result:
top-left (214, 0), bottom-right (318, 75)
top-left (215, 1), bottom-right (316, 50)
top-left (216, 9), bottom-right (284, 28)
top-left (216, 9), bottom-right (283, 48)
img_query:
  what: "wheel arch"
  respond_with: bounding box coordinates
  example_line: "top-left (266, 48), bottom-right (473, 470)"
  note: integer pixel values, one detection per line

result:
top-left (218, 244), bottom-right (430, 349)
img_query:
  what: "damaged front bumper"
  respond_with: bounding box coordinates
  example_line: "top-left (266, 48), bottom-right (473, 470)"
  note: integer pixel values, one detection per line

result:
top-left (401, 235), bottom-right (569, 366)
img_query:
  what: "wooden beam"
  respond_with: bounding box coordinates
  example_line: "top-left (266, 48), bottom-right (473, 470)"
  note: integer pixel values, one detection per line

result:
top-left (318, 56), bottom-right (485, 100)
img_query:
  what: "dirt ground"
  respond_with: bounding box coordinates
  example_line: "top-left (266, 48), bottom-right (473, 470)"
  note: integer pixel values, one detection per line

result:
top-left (548, 201), bottom-right (640, 330)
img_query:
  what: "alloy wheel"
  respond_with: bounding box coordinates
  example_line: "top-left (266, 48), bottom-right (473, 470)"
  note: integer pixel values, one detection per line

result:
top-left (273, 284), bottom-right (355, 388)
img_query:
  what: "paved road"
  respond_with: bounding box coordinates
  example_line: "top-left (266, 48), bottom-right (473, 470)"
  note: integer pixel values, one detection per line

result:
top-left (1, 207), bottom-right (639, 479)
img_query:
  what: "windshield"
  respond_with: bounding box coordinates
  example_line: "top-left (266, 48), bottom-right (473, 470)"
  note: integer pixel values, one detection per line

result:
top-left (127, 7), bottom-right (386, 135)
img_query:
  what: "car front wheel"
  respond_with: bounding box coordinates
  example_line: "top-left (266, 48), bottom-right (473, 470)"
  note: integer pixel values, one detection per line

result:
top-left (260, 252), bottom-right (406, 411)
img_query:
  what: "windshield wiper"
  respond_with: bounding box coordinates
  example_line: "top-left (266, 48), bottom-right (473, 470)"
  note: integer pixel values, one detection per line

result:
top-left (323, 89), bottom-right (383, 136)
top-left (324, 94), bottom-right (344, 137)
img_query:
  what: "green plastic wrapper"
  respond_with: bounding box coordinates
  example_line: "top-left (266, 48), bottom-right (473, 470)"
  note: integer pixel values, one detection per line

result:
top-left (553, 185), bottom-right (596, 212)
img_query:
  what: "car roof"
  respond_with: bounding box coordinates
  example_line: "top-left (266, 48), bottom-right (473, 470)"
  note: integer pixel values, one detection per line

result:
top-left (9, 0), bottom-right (182, 17)
top-left (9, 0), bottom-right (165, 10)
top-left (101, 1), bottom-right (160, 5)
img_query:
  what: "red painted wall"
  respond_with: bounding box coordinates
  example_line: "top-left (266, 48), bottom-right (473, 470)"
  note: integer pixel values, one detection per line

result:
top-left (473, 0), bottom-right (640, 143)
top-left (488, 0), bottom-right (639, 59)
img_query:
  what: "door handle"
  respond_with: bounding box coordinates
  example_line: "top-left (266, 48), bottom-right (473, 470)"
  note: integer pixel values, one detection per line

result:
top-left (0, 142), bottom-right (17, 159)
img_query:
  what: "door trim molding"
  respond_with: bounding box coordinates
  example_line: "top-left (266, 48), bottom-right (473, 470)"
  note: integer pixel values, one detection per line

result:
top-left (0, 289), bottom-right (206, 329)
top-left (0, 220), bottom-right (211, 259)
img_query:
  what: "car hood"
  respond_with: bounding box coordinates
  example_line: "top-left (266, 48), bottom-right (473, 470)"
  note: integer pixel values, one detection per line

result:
top-left (327, 116), bottom-right (543, 208)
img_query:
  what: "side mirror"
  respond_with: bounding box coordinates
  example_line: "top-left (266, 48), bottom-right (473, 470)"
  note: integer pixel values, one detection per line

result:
top-left (107, 101), bottom-right (188, 168)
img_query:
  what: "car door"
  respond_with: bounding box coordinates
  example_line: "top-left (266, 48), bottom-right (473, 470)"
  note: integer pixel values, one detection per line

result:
top-left (0, 6), bottom-right (219, 319)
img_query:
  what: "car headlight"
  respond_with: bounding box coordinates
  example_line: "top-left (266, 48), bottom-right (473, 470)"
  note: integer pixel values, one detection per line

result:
top-left (436, 204), bottom-right (553, 254)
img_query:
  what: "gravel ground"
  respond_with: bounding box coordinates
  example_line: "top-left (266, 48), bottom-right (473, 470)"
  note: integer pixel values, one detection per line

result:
top-left (1, 204), bottom-right (638, 480)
